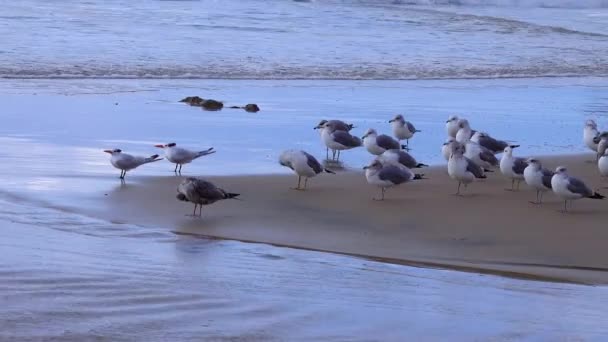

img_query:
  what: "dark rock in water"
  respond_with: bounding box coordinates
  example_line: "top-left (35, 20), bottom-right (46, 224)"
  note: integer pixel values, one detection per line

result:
top-left (201, 99), bottom-right (224, 111)
top-left (180, 96), bottom-right (204, 106)
top-left (228, 105), bottom-right (241, 109)
top-left (244, 103), bottom-right (260, 113)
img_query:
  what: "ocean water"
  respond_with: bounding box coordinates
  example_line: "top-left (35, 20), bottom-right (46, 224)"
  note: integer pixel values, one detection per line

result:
top-left (1, 0), bottom-right (608, 80)
top-left (3, 1), bottom-right (608, 339)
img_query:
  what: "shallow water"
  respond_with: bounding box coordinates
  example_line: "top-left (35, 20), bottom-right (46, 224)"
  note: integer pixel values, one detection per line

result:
top-left (2, 197), bottom-right (608, 340)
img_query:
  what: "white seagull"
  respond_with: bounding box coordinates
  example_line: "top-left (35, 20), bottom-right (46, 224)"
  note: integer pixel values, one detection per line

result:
top-left (154, 143), bottom-right (215, 173)
top-left (596, 132), bottom-right (608, 161)
top-left (315, 121), bottom-right (361, 161)
top-left (523, 158), bottom-right (554, 204)
top-left (446, 115), bottom-right (461, 138)
top-left (551, 166), bottom-right (604, 212)
top-left (362, 128), bottom-right (405, 156)
top-left (441, 137), bottom-right (456, 161)
top-left (455, 119), bottom-right (475, 144)
top-left (364, 159), bottom-right (424, 200)
top-left (584, 119), bottom-right (600, 153)
top-left (279, 150), bottom-right (334, 190)
top-left (471, 131), bottom-right (509, 155)
top-left (314, 119), bottom-right (355, 159)
top-left (378, 149), bottom-right (427, 169)
top-left (500, 145), bottom-right (528, 191)
top-left (176, 177), bottom-right (240, 217)
top-left (104, 148), bottom-right (162, 180)
top-left (447, 141), bottom-right (486, 195)
top-left (389, 114), bottom-right (420, 148)
top-left (464, 140), bottom-right (498, 171)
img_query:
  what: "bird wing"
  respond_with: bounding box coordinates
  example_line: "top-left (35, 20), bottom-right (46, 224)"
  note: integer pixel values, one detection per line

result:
top-left (465, 157), bottom-right (485, 178)
top-left (328, 120), bottom-right (352, 132)
top-left (567, 177), bottom-right (593, 197)
top-left (395, 150), bottom-right (416, 168)
top-left (302, 151), bottom-right (323, 174)
top-left (479, 135), bottom-right (508, 153)
top-left (478, 148), bottom-right (498, 166)
top-left (376, 135), bottom-right (400, 150)
top-left (512, 158), bottom-right (528, 175)
top-left (332, 131), bottom-right (361, 147)
top-left (541, 169), bottom-right (554, 189)
top-left (406, 121), bottom-right (417, 133)
top-left (378, 165), bottom-right (411, 185)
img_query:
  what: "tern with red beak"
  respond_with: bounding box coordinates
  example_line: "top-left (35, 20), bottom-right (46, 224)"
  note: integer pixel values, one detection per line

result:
top-left (154, 143), bottom-right (215, 174)
top-left (104, 149), bottom-right (163, 180)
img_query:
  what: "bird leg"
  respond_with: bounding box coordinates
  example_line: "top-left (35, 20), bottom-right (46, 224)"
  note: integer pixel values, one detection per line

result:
top-left (332, 150), bottom-right (336, 161)
top-left (304, 177), bottom-right (308, 189)
top-left (516, 179), bottom-right (521, 191)
top-left (505, 178), bottom-right (515, 191)
top-left (326, 148), bottom-right (329, 160)
top-left (406, 139), bottom-right (409, 148)
top-left (529, 190), bottom-right (541, 205)
top-left (291, 176), bottom-right (303, 190)
top-left (337, 150), bottom-right (341, 161)
top-left (178, 164), bottom-right (183, 174)
top-left (174, 164), bottom-right (178, 173)
top-left (198, 204), bottom-right (203, 217)
top-left (373, 187), bottom-right (385, 201)
top-left (559, 200), bottom-right (569, 213)
top-left (453, 182), bottom-right (463, 196)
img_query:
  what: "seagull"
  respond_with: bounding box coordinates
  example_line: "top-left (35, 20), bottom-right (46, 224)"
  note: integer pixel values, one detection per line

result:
top-left (455, 119), bottom-right (475, 144)
top-left (104, 149), bottom-right (162, 180)
top-left (584, 119), bottom-right (600, 153)
top-left (471, 131), bottom-right (509, 155)
top-left (500, 145), bottom-right (528, 191)
top-left (279, 150), bottom-right (334, 190)
top-left (523, 158), bottom-right (554, 204)
top-left (362, 128), bottom-right (405, 155)
top-left (596, 132), bottom-right (608, 161)
top-left (464, 140), bottom-right (498, 172)
top-left (315, 121), bottom-right (361, 161)
top-left (599, 149), bottom-right (608, 177)
top-left (314, 119), bottom-right (354, 159)
top-left (154, 143), bottom-right (215, 173)
top-left (389, 114), bottom-right (420, 148)
top-left (378, 149), bottom-right (427, 169)
top-left (441, 137), bottom-right (456, 161)
top-left (551, 166), bottom-right (604, 212)
top-left (446, 115), bottom-right (461, 138)
top-left (176, 177), bottom-right (240, 217)
top-left (447, 141), bottom-right (486, 195)
top-left (363, 159), bottom-right (424, 200)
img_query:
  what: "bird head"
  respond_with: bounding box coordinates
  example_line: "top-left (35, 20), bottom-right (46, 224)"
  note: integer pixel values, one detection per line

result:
top-left (362, 128), bottom-right (377, 139)
top-left (446, 115), bottom-right (459, 123)
top-left (363, 159), bottom-right (383, 171)
top-left (555, 166), bottom-right (568, 175)
top-left (314, 120), bottom-right (328, 130)
top-left (389, 114), bottom-right (404, 123)
top-left (104, 148), bottom-right (122, 155)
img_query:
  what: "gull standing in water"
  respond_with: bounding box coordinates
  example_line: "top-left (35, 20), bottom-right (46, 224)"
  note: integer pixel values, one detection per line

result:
top-left (177, 177), bottom-right (240, 217)
top-left (446, 115), bottom-right (461, 138)
top-left (389, 114), bottom-right (420, 148)
top-left (441, 137), bottom-right (456, 161)
top-left (362, 128), bottom-right (405, 155)
top-left (447, 142), bottom-right (486, 195)
top-left (314, 119), bottom-right (355, 159)
top-left (464, 140), bottom-right (498, 172)
top-left (279, 150), bottom-right (334, 190)
top-left (378, 149), bottom-right (427, 169)
top-left (455, 119), bottom-right (475, 144)
top-left (154, 143), bottom-right (215, 174)
top-left (364, 159), bottom-right (424, 200)
top-left (523, 158), bottom-right (554, 204)
top-left (104, 149), bottom-right (162, 180)
top-left (471, 131), bottom-right (509, 155)
top-left (500, 145), bottom-right (528, 191)
top-left (315, 121), bottom-right (361, 161)
top-left (551, 166), bottom-right (604, 212)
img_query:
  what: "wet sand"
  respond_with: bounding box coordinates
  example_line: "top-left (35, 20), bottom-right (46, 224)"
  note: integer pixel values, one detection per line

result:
top-left (79, 153), bottom-right (608, 285)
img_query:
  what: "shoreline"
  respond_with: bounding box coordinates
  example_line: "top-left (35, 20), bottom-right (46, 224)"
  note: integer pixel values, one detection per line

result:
top-left (68, 152), bottom-right (608, 285)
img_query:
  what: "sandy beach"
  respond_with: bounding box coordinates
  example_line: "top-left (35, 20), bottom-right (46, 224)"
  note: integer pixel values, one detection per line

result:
top-left (71, 152), bottom-right (606, 285)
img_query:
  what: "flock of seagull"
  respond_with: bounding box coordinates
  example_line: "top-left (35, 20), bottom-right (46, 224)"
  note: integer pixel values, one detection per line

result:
top-left (104, 115), bottom-right (608, 216)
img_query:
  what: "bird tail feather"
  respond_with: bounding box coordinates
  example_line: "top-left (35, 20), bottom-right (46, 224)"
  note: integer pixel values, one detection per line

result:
top-left (324, 168), bottom-right (336, 174)
top-left (589, 192), bottom-right (605, 200)
top-left (195, 148), bottom-right (216, 158)
top-left (224, 193), bottom-right (240, 200)
top-left (176, 193), bottom-right (189, 202)
top-left (413, 174), bottom-right (426, 180)
top-left (145, 154), bottom-right (163, 163)
top-left (416, 163), bottom-right (428, 168)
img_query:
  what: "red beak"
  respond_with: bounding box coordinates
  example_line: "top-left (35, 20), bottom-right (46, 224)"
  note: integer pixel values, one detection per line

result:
top-left (103, 150), bottom-right (113, 154)
top-left (154, 144), bottom-right (164, 148)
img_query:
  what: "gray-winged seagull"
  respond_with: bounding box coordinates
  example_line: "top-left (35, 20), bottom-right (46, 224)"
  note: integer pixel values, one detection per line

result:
top-left (177, 177), bottom-right (240, 217)
top-left (279, 150), bottom-right (334, 190)
top-left (364, 159), bottom-right (424, 200)
top-left (551, 166), bottom-right (604, 212)
top-left (500, 145), bottom-right (528, 191)
top-left (104, 149), bottom-right (162, 180)
top-left (523, 158), bottom-right (554, 204)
